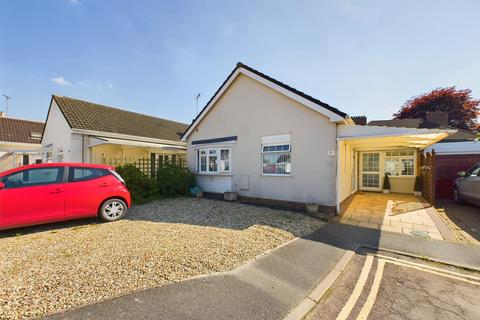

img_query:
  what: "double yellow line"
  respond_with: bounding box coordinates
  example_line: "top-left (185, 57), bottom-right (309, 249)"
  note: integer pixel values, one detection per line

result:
top-left (336, 253), bottom-right (480, 320)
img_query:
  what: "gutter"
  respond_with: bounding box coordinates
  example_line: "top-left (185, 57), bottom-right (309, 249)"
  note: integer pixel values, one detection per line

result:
top-left (71, 129), bottom-right (186, 147)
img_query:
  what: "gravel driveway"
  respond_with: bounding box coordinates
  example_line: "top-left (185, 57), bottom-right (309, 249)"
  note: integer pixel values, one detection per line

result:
top-left (0, 198), bottom-right (323, 319)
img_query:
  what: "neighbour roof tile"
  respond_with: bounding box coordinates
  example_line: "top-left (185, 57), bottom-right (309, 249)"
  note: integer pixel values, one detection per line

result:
top-left (52, 96), bottom-right (188, 142)
top-left (0, 117), bottom-right (44, 145)
top-left (368, 118), bottom-right (477, 142)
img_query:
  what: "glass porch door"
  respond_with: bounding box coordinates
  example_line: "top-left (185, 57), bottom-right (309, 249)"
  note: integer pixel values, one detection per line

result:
top-left (360, 152), bottom-right (381, 191)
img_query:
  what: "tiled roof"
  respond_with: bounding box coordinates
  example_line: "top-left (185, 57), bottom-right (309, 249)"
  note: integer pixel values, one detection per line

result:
top-left (368, 118), bottom-right (477, 142)
top-left (52, 96), bottom-right (188, 142)
top-left (0, 117), bottom-right (44, 145)
top-left (368, 119), bottom-right (422, 128)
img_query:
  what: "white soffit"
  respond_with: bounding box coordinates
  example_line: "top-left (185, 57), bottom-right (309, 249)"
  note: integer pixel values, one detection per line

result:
top-left (337, 125), bottom-right (455, 150)
top-left (425, 141), bottom-right (480, 155)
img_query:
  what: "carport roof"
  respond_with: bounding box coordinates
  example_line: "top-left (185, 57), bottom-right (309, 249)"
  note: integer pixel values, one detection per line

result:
top-left (337, 125), bottom-right (456, 150)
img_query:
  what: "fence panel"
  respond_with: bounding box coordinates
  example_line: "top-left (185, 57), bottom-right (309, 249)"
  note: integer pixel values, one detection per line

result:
top-left (103, 156), bottom-right (186, 178)
top-left (420, 150), bottom-right (436, 205)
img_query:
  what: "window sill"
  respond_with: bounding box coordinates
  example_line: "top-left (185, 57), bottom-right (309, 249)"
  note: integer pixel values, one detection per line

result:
top-left (387, 175), bottom-right (416, 179)
top-left (261, 174), bottom-right (292, 177)
top-left (196, 172), bottom-right (233, 176)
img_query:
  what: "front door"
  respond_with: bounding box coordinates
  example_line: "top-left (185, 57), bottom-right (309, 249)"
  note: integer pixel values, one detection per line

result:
top-left (360, 152), bottom-right (381, 191)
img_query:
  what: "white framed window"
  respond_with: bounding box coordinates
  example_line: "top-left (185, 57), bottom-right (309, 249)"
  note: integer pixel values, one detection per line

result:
top-left (384, 150), bottom-right (415, 177)
top-left (261, 134), bottom-right (291, 176)
top-left (197, 148), bottom-right (231, 174)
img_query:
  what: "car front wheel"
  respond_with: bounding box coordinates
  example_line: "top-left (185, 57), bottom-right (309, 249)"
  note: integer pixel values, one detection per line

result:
top-left (99, 198), bottom-right (127, 222)
top-left (453, 187), bottom-right (464, 205)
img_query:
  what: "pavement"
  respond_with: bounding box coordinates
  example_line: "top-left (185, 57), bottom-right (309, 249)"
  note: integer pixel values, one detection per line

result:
top-left (46, 223), bottom-right (480, 320)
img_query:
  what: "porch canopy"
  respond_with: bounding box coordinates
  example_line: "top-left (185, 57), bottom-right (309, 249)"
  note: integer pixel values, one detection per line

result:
top-left (336, 125), bottom-right (455, 212)
top-left (337, 125), bottom-right (455, 151)
top-left (89, 136), bottom-right (186, 150)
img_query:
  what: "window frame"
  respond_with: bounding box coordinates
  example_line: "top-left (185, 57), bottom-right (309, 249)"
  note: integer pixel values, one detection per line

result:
top-left (261, 142), bottom-right (292, 176)
top-left (0, 167), bottom-right (65, 189)
top-left (384, 150), bottom-right (416, 178)
top-left (68, 167), bottom-right (111, 183)
top-left (197, 147), bottom-right (231, 174)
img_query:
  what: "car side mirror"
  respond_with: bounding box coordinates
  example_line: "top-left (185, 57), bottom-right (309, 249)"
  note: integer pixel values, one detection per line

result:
top-left (0, 182), bottom-right (4, 190)
top-left (457, 171), bottom-right (466, 177)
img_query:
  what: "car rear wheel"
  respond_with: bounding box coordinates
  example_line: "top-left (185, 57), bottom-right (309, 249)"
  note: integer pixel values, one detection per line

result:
top-left (453, 187), bottom-right (464, 205)
top-left (99, 198), bottom-right (127, 222)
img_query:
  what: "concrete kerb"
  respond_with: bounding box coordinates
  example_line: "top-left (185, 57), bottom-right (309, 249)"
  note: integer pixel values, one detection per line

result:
top-left (284, 240), bottom-right (480, 320)
top-left (361, 244), bottom-right (480, 273)
top-left (283, 243), bottom-right (360, 320)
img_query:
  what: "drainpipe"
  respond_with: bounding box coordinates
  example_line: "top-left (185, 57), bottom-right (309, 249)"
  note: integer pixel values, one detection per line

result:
top-left (82, 135), bottom-right (85, 163)
top-left (335, 138), bottom-right (340, 215)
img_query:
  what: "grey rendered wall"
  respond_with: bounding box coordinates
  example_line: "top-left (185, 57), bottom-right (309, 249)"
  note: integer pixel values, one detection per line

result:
top-left (186, 74), bottom-right (338, 207)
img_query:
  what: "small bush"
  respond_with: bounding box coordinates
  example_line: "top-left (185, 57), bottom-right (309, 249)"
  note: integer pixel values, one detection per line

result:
top-left (382, 174), bottom-right (391, 190)
top-left (115, 164), bottom-right (158, 204)
top-left (414, 176), bottom-right (423, 192)
top-left (156, 163), bottom-right (196, 196)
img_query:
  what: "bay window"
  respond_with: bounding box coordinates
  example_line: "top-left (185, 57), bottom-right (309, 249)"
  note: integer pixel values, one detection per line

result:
top-left (384, 150), bottom-right (415, 177)
top-left (197, 148), bottom-right (231, 173)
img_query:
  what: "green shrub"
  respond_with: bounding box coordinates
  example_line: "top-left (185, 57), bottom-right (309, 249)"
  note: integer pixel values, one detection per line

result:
top-left (382, 174), bottom-right (391, 190)
top-left (156, 163), bottom-right (196, 196)
top-left (414, 176), bottom-right (423, 192)
top-left (115, 164), bottom-right (158, 204)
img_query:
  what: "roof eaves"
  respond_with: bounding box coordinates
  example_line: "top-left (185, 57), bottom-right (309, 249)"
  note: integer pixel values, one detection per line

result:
top-left (181, 62), bottom-right (347, 140)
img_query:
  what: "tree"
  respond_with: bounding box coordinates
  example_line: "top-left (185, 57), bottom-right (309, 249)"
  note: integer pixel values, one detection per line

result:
top-left (394, 87), bottom-right (480, 131)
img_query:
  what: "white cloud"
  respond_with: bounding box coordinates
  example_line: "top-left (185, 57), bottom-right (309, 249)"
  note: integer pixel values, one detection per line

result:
top-left (51, 76), bottom-right (72, 86)
top-left (107, 81), bottom-right (115, 90)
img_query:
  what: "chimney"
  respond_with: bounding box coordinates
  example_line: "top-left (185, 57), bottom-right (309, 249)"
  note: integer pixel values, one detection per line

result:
top-left (426, 111), bottom-right (449, 126)
top-left (351, 116), bottom-right (367, 125)
top-left (0, 111), bottom-right (6, 118)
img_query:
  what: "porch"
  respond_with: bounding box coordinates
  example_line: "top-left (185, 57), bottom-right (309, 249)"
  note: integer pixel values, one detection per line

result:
top-left (336, 124), bottom-right (454, 212)
top-left (338, 191), bottom-right (445, 240)
top-left (88, 137), bottom-right (186, 177)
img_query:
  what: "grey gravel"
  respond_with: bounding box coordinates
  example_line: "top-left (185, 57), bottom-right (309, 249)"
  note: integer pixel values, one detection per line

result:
top-left (0, 198), bottom-right (323, 319)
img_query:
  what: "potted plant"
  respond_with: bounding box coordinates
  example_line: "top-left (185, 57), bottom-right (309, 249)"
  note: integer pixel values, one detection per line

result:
top-left (414, 176), bottom-right (423, 196)
top-left (382, 174), bottom-right (391, 194)
top-left (305, 196), bottom-right (319, 214)
top-left (305, 203), bottom-right (319, 214)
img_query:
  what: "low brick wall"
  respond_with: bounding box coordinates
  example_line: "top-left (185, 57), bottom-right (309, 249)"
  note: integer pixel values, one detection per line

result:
top-left (203, 192), bottom-right (336, 217)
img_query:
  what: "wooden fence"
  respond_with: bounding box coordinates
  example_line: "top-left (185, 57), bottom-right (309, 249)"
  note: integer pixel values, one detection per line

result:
top-left (102, 155), bottom-right (186, 178)
top-left (420, 150), bottom-right (436, 205)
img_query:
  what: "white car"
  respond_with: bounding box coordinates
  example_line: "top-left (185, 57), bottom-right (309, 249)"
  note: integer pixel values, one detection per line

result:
top-left (453, 162), bottom-right (480, 207)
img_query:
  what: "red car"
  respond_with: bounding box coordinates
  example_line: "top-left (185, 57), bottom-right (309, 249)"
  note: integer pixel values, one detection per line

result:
top-left (0, 163), bottom-right (131, 230)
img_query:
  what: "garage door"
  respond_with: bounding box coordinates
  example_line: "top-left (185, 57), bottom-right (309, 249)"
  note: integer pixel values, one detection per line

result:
top-left (435, 154), bottom-right (480, 198)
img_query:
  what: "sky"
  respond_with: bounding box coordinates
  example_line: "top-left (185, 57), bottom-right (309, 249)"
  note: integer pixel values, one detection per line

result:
top-left (1, 0), bottom-right (479, 124)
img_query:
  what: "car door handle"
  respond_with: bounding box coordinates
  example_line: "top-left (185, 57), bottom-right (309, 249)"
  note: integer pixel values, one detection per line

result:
top-left (98, 183), bottom-right (109, 187)
top-left (50, 188), bottom-right (63, 194)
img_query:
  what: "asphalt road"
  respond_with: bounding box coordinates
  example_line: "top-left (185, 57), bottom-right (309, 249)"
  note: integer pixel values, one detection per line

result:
top-left (306, 249), bottom-right (480, 320)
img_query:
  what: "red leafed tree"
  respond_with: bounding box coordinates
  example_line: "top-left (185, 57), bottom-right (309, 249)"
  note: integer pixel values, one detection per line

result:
top-left (394, 87), bottom-right (480, 131)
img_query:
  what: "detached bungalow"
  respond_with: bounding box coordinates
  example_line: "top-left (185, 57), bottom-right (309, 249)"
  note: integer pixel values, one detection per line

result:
top-left (0, 113), bottom-right (44, 172)
top-left (182, 63), bottom-right (454, 213)
top-left (41, 96), bottom-right (188, 172)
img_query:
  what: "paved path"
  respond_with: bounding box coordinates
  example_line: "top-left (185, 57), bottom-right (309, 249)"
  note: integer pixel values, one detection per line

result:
top-left (46, 223), bottom-right (480, 320)
top-left (339, 192), bottom-right (447, 240)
